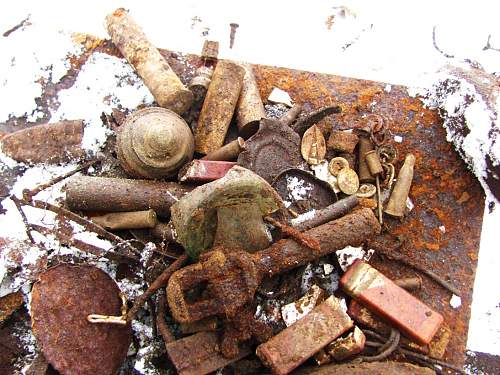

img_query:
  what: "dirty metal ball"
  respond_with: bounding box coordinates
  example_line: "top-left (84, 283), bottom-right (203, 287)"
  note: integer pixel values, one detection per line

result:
top-left (31, 264), bottom-right (131, 375)
top-left (116, 107), bottom-right (194, 179)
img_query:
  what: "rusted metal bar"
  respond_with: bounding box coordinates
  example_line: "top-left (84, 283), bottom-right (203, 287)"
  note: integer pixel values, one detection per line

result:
top-left (341, 260), bottom-right (443, 345)
top-left (65, 176), bottom-right (192, 217)
top-left (195, 61), bottom-right (245, 154)
top-left (291, 105), bottom-right (342, 136)
top-left (178, 160), bottom-right (236, 183)
top-left (385, 154), bottom-right (416, 217)
top-left (201, 40), bottom-right (219, 62)
top-left (201, 138), bottom-right (245, 161)
top-left (256, 296), bottom-right (353, 375)
top-left (90, 209), bottom-right (157, 230)
top-left (156, 291), bottom-right (175, 345)
top-left (105, 8), bottom-right (193, 114)
top-left (236, 63), bottom-right (266, 138)
top-left (166, 331), bottom-right (250, 375)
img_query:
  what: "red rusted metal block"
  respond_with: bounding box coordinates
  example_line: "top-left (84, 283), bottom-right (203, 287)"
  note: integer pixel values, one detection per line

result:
top-left (178, 160), bottom-right (236, 183)
top-left (340, 260), bottom-right (443, 345)
top-left (166, 331), bottom-right (250, 375)
top-left (256, 296), bottom-right (353, 375)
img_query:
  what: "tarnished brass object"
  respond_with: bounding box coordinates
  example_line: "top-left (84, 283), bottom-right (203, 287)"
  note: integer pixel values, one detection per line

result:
top-left (357, 136), bottom-right (375, 183)
top-left (356, 183), bottom-right (376, 198)
top-left (365, 150), bottom-right (384, 176)
top-left (90, 210), bottom-right (157, 230)
top-left (301, 125), bottom-right (326, 165)
top-left (236, 63), bottom-right (266, 138)
top-left (116, 107), bottom-right (194, 179)
top-left (328, 157), bottom-right (349, 177)
top-left (385, 154), bottom-right (416, 217)
top-left (337, 168), bottom-right (360, 195)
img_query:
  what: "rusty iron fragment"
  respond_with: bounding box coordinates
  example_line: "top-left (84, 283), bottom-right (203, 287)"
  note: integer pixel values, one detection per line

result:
top-left (385, 154), bottom-right (416, 217)
top-left (327, 131), bottom-right (359, 154)
top-left (166, 331), bottom-right (250, 375)
top-left (201, 137), bottom-right (245, 161)
top-left (256, 296), bottom-right (354, 375)
top-left (180, 317), bottom-right (218, 335)
top-left (167, 208), bottom-right (380, 324)
top-left (90, 209), bottom-right (157, 230)
top-left (105, 8), bottom-right (193, 114)
top-left (0, 291), bottom-right (23, 324)
top-left (238, 118), bottom-right (305, 183)
top-left (31, 264), bottom-right (131, 375)
top-left (195, 61), bottom-right (245, 154)
top-left (291, 195), bottom-right (359, 232)
top-left (170, 166), bottom-right (283, 259)
top-left (281, 285), bottom-right (326, 327)
top-left (116, 107), bottom-right (194, 179)
top-left (341, 260), bottom-right (443, 345)
top-left (301, 125), bottom-right (326, 165)
top-left (295, 361), bottom-right (436, 375)
top-left (292, 106), bottom-right (342, 136)
top-left (236, 63), bottom-right (266, 138)
top-left (395, 276), bottom-right (423, 291)
top-left (201, 40), bottom-right (219, 61)
top-left (0, 120), bottom-right (84, 164)
top-left (65, 176), bottom-right (192, 217)
top-left (178, 160), bottom-right (236, 183)
top-left (357, 136), bottom-right (375, 183)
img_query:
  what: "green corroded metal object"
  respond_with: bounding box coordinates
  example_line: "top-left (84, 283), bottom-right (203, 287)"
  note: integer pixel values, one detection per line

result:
top-left (170, 166), bottom-right (284, 259)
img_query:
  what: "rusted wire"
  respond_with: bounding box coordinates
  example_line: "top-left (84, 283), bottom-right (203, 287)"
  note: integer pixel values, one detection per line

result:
top-left (398, 348), bottom-right (467, 375)
top-left (264, 216), bottom-right (320, 252)
top-left (355, 328), bottom-right (400, 363)
top-left (10, 196), bottom-right (36, 244)
top-left (156, 291), bottom-right (175, 345)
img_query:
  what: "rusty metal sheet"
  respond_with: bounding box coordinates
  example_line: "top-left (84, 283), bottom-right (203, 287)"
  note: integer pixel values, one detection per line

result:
top-left (0, 38), bottom-right (484, 368)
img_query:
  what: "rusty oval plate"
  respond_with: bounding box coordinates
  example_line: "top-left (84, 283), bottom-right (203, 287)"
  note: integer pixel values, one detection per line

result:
top-left (31, 264), bottom-right (131, 375)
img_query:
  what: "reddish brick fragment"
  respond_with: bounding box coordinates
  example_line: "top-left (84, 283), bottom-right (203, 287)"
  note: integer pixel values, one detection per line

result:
top-left (256, 296), bottom-right (353, 375)
top-left (178, 160), bottom-right (236, 183)
top-left (341, 260), bottom-right (443, 345)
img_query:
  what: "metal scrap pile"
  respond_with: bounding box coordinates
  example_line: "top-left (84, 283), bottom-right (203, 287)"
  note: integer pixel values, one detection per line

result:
top-left (0, 8), bottom-right (469, 375)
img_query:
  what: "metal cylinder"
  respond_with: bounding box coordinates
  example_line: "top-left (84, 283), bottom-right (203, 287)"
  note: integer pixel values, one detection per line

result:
top-left (365, 150), bottom-right (383, 176)
top-left (116, 107), bottom-right (194, 179)
top-left (384, 154), bottom-right (416, 218)
top-left (395, 276), bottom-right (423, 292)
top-left (105, 8), bottom-right (193, 115)
top-left (201, 137), bottom-right (245, 161)
top-left (357, 136), bottom-right (375, 183)
top-left (236, 63), bottom-right (266, 138)
top-left (280, 104), bottom-right (303, 127)
top-left (90, 210), bottom-right (157, 230)
top-left (65, 176), bottom-right (192, 217)
top-left (189, 66), bottom-right (213, 101)
top-left (194, 61), bottom-right (245, 154)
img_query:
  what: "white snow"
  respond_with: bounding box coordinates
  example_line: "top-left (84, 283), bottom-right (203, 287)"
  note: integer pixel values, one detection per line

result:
top-left (450, 294), bottom-right (462, 309)
top-left (336, 246), bottom-right (374, 271)
top-left (394, 135), bottom-right (403, 143)
top-left (267, 87), bottom-right (293, 107)
top-left (286, 175), bottom-right (313, 201)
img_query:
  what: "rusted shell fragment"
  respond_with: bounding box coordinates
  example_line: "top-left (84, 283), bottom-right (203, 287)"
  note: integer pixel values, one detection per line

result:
top-left (178, 160), bottom-right (236, 183)
top-left (325, 326), bottom-right (366, 361)
top-left (238, 118), bottom-right (306, 183)
top-left (30, 264), bottom-right (131, 375)
top-left (385, 154), bottom-right (416, 217)
top-left (195, 61), bottom-right (245, 154)
top-left (90, 209), bottom-right (157, 230)
top-left (1, 120), bottom-right (84, 164)
top-left (166, 331), bottom-right (250, 375)
top-left (256, 296), bottom-right (353, 375)
top-left (340, 260), bottom-right (443, 345)
top-left (357, 136), bottom-right (375, 183)
top-left (301, 125), bottom-right (326, 165)
top-left (106, 8), bottom-right (193, 114)
top-left (201, 40), bottom-right (219, 61)
top-left (0, 291), bottom-right (23, 324)
top-left (116, 107), bottom-right (194, 179)
top-left (236, 63), bottom-right (266, 138)
top-left (294, 361), bottom-right (436, 375)
top-left (327, 131), bottom-right (359, 153)
top-left (201, 137), bottom-right (245, 161)
top-left (281, 285), bottom-right (326, 327)
top-left (65, 176), bottom-right (192, 217)
top-left (169, 166), bottom-right (284, 259)
top-left (337, 168), bottom-right (359, 195)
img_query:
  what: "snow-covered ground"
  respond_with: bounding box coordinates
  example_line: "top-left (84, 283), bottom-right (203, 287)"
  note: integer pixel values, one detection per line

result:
top-left (1, 0), bottom-right (499, 357)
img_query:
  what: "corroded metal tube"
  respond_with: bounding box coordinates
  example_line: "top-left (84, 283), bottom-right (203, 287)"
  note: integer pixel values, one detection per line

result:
top-left (357, 136), bottom-right (375, 183)
top-left (106, 8), bottom-right (193, 114)
top-left (90, 210), bottom-right (157, 230)
top-left (201, 137), bottom-right (245, 161)
top-left (385, 154), bottom-right (416, 217)
top-left (236, 63), bottom-right (266, 138)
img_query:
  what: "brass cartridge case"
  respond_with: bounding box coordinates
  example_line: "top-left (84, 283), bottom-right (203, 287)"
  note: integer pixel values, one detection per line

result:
top-left (201, 137), bottom-right (245, 161)
top-left (385, 153), bottom-right (416, 217)
top-left (236, 63), bottom-right (266, 138)
top-left (365, 150), bottom-right (383, 175)
top-left (357, 136), bottom-right (375, 183)
top-left (91, 210), bottom-right (157, 230)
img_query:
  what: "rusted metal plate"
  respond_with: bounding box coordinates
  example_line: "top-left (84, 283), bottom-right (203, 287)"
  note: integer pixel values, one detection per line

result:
top-left (0, 37), bottom-right (484, 368)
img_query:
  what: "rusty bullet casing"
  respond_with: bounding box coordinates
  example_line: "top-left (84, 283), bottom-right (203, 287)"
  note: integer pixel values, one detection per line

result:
top-left (327, 130), bottom-right (359, 154)
top-left (357, 136), bottom-right (375, 183)
top-left (106, 8), bottom-right (193, 114)
top-left (65, 176), bottom-right (192, 217)
top-left (90, 209), bottom-right (157, 230)
top-left (236, 64), bottom-right (266, 138)
top-left (201, 137), bottom-right (245, 161)
top-left (364, 150), bottom-right (383, 176)
top-left (116, 107), bottom-right (194, 179)
top-left (395, 276), bottom-right (423, 291)
top-left (340, 260), bottom-right (443, 345)
top-left (256, 296), bottom-right (353, 375)
top-left (195, 61), bottom-right (245, 154)
top-left (384, 153), bottom-right (416, 217)
top-left (178, 160), bottom-right (237, 183)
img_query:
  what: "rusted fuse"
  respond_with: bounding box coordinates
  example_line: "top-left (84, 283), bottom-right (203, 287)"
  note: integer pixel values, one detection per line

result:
top-left (340, 260), bottom-right (443, 345)
top-left (178, 160), bottom-right (236, 183)
top-left (256, 296), bottom-right (353, 375)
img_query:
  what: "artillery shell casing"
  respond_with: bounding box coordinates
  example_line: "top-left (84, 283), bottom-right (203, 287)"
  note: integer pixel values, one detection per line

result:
top-left (256, 296), bottom-right (353, 375)
top-left (340, 260), bottom-right (443, 345)
top-left (357, 136), bottom-right (375, 183)
top-left (201, 137), bottom-right (245, 161)
top-left (236, 64), bottom-right (266, 138)
top-left (65, 176), bottom-right (192, 217)
top-left (384, 153), bottom-right (416, 217)
top-left (195, 61), bottom-right (245, 154)
top-left (365, 150), bottom-right (383, 175)
top-left (178, 160), bottom-right (236, 183)
top-left (106, 8), bottom-right (193, 115)
top-left (327, 130), bottom-right (359, 154)
top-left (90, 210), bottom-right (157, 230)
